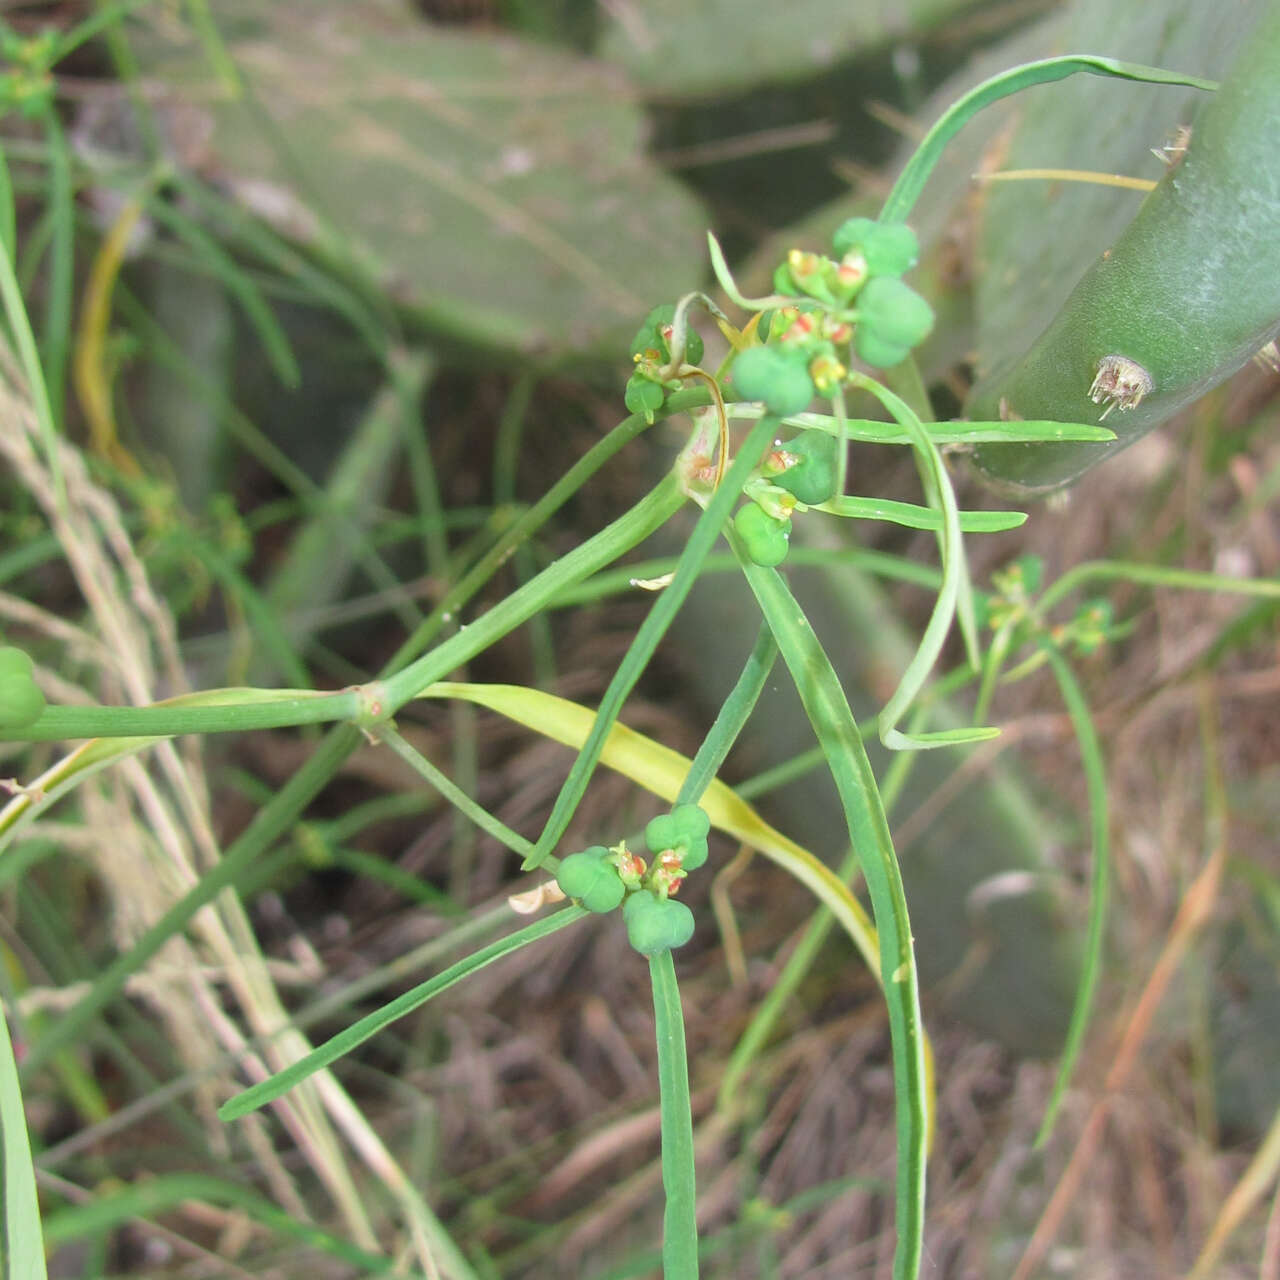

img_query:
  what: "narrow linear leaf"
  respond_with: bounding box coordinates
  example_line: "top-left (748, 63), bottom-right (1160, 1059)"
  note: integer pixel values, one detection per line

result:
top-left (677, 622), bottom-right (777, 807)
top-left (821, 496), bottom-right (1026, 533)
top-left (1035, 643), bottom-right (1109, 1145)
top-left (0, 150), bottom-right (65, 501)
top-left (744, 412), bottom-right (1116, 445)
top-left (522, 415), bottom-right (778, 870)
top-left (42, 1173), bottom-right (394, 1272)
top-left (220, 906), bottom-right (587, 1120)
top-left (0, 1005), bottom-right (48, 1280)
top-left (0, 146), bottom-right (15, 258)
top-left (650, 951), bottom-right (698, 1278)
top-left (949, 419), bottom-right (1116, 442)
top-left (41, 111), bottom-right (74, 430)
top-left (880, 55), bottom-right (1216, 224)
top-left (850, 376), bottom-right (997, 749)
top-left (734, 545), bottom-right (927, 1280)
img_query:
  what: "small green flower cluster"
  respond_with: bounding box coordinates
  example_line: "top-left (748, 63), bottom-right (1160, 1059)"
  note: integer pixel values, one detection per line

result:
top-left (554, 803), bottom-right (711, 957)
top-left (977, 555), bottom-right (1116, 657)
top-left (979, 553), bottom-right (1045, 629)
top-left (728, 218), bottom-right (933, 423)
top-left (0, 646), bottom-right (45, 731)
top-left (0, 24), bottom-right (58, 120)
top-left (723, 220), bottom-right (933, 567)
top-left (625, 304), bottom-right (706, 424)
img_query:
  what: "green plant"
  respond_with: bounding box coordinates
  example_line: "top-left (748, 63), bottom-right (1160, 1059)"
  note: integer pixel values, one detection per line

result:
top-left (968, 2), bottom-right (1280, 492)
top-left (2, 5), bottom-right (1279, 1278)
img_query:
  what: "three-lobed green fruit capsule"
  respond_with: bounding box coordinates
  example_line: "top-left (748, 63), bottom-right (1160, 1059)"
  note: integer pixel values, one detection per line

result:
top-left (732, 216), bottom-right (933, 415)
top-left (854, 276), bottom-right (936, 369)
top-left (555, 846), bottom-right (628, 914)
top-left (733, 501), bottom-right (792, 567)
top-left (729, 344), bottom-right (817, 417)
top-left (644, 803), bottom-right (710, 871)
top-left (553, 804), bottom-right (710, 956)
top-left (831, 217), bottom-right (921, 278)
top-left (623, 892), bottom-right (695, 957)
top-left (0, 646), bottom-right (45, 732)
top-left (771, 429), bottom-right (840, 506)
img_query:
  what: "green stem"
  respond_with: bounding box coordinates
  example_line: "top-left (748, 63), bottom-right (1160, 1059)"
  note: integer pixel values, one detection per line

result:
top-left (1032, 559), bottom-right (1280, 621)
top-left (375, 726), bottom-right (535, 863)
top-left (17, 690), bottom-right (363, 742)
top-left (385, 474), bottom-right (684, 710)
top-left (522, 414), bottom-right (778, 870)
top-left (651, 950), bottom-right (698, 1280)
top-left (219, 906), bottom-right (588, 1121)
top-left (736, 545), bottom-right (927, 1280)
top-left (384, 387), bottom-right (707, 677)
top-left (676, 623), bottom-right (778, 808)
top-left (1035, 643), bottom-right (1110, 1146)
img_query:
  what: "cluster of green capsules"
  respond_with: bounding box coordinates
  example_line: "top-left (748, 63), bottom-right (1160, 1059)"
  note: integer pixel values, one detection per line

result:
top-left (726, 218), bottom-right (934, 567)
top-left (554, 804), bottom-right (711, 956)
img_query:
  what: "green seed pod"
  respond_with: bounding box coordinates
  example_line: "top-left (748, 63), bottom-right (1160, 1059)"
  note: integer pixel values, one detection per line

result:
top-left (644, 804), bottom-right (711, 871)
top-left (0, 647), bottom-right (35, 680)
top-left (853, 329), bottom-right (912, 370)
top-left (773, 429), bottom-right (840, 505)
top-left (556, 847), bottom-right (626, 914)
top-left (856, 276), bottom-right (935, 350)
top-left (968, 7), bottom-right (1280, 493)
top-left (730, 346), bottom-right (815, 416)
top-left (0, 647), bottom-right (44, 732)
top-left (832, 217), bottom-right (920, 278)
top-left (733, 502), bottom-right (792, 568)
top-left (623, 892), bottom-right (696, 956)
top-left (670, 803), bottom-right (710, 840)
top-left (624, 373), bottom-right (666, 422)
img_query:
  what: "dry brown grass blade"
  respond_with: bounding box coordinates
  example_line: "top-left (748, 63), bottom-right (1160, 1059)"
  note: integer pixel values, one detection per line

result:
top-left (1, 336), bottom-right (460, 1272)
top-left (1186, 1102), bottom-right (1280, 1278)
top-left (1012, 816), bottom-right (1226, 1279)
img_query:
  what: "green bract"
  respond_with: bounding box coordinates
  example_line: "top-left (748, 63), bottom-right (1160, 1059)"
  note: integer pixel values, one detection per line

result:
top-left (832, 217), bottom-right (920, 278)
top-left (629, 303), bottom-right (704, 366)
top-left (623, 891), bottom-right (695, 957)
top-left (773, 430), bottom-right (840, 505)
top-left (733, 503), bottom-right (791, 568)
top-left (771, 263), bottom-right (801, 297)
top-left (857, 276), bottom-right (935, 350)
top-left (0, 646), bottom-right (45, 732)
top-left (730, 346), bottom-right (815, 416)
top-left (624, 373), bottom-right (666, 422)
top-left (555, 846), bottom-right (626, 914)
top-left (644, 804), bottom-right (711, 871)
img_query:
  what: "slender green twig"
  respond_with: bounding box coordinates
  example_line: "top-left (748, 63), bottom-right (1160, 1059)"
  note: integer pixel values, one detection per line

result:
top-left (879, 56), bottom-right (1216, 224)
top-left (677, 623), bottom-right (778, 807)
top-left (1036, 642), bottom-right (1110, 1145)
top-left (651, 950), bottom-right (699, 1279)
top-left (522, 413), bottom-right (778, 870)
top-left (736, 544), bottom-right (927, 1280)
